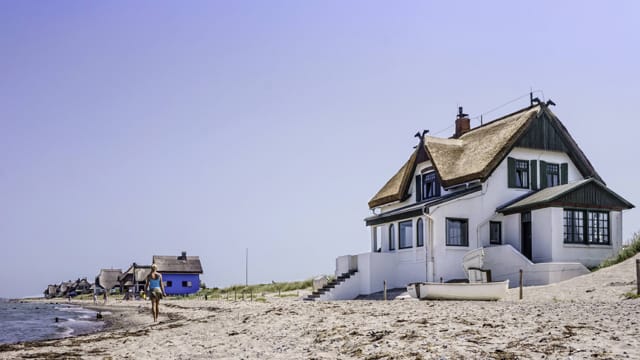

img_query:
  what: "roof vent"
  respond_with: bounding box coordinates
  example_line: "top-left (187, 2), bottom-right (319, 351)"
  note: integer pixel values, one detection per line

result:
top-left (454, 106), bottom-right (470, 138)
top-left (179, 251), bottom-right (187, 260)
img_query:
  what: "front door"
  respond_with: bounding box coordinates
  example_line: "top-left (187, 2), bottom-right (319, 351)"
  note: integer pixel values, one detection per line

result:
top-left (521, 212), bottom-right (532, 261)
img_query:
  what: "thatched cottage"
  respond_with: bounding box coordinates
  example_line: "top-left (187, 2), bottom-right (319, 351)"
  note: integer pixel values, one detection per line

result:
top-left (118, 263), bottom-right (151, 295)
top-left (314, 99), bottom-right (634, 300)
top-left (95, 269), bottom-right (123, 294)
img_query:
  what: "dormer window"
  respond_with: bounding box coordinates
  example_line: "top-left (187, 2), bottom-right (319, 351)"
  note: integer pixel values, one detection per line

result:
top-left (415, 171), bottom-right (441, 201)
top-left (422, 172), bottom-right (440, 199)
top-left (508, 157), bottom-right (529, 189)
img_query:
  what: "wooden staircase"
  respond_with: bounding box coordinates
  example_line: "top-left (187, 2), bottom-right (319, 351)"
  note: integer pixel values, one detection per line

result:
top-left (303, 270), bottom-right (357, 301)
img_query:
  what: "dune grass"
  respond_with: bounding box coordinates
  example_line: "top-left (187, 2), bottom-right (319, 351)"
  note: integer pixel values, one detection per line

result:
top-left (597, 232), bottom-right (640, 270)
top-left (176, 278), bottom-right (314, 300)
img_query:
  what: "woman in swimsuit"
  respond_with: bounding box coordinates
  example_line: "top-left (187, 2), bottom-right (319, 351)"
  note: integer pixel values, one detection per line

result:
top-left (145, 263), bottom-right (167, 322)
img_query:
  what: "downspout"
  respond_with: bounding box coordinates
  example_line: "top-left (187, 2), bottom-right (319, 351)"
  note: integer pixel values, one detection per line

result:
top-left (422, 207), bottom-right (435, 283)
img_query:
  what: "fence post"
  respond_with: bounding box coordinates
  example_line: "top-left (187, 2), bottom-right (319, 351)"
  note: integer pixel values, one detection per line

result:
top-left (234, 289), bottom-right (237, 301)
top-left (519, 269), bottom-right (523, 300)
top-left (383, 280), bottom-right (387, 301)
top-left (250, 289), bottom-right (253, 302)
top-left (636, 259), bottom-right (640, 295)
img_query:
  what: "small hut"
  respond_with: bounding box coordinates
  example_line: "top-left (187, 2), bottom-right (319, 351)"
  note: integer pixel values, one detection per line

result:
top-left (152, 251), bottom-right (203, 295)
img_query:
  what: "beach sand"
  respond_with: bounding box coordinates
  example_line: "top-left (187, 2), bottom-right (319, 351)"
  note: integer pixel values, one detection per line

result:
top-left (2, 255), bottom-right (639, 359)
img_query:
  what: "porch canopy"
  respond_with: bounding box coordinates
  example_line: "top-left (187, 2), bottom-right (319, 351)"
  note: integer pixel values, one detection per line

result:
top-left (497, 178), bottom-right (634, 215)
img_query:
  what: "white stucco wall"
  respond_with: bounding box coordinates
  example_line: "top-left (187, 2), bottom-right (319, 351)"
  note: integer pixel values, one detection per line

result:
top-left (531, 208), bottom-right (553, 262)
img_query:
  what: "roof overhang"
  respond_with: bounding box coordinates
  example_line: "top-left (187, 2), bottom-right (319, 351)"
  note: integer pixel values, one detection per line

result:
top-left (365, 185), bottom-right (482, 226)
top-left (497, 178), bottom-right (634, 215)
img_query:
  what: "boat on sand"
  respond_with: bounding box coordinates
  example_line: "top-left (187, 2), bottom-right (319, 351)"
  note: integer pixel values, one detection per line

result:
top-left (407, 280), bottom-right (509, 301)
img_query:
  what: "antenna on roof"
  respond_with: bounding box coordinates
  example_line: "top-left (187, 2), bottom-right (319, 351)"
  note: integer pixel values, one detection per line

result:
top-left (546, 99), bottom-right (556, 106)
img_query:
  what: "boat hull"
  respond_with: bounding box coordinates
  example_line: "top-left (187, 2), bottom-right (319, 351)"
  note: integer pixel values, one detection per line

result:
top-left (407, 280), bottom-right (509, 301)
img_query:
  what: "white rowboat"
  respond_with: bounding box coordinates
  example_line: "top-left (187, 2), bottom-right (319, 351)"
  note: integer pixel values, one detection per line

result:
top-left (407, 280), bottom-right (509, 301)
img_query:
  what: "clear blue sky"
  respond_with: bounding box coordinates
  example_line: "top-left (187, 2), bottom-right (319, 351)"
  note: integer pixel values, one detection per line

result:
top-left (1, 1), bottom-right (638, 298)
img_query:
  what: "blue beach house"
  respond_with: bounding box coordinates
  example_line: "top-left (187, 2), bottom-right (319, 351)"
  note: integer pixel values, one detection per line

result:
top-left (153, 252), bottom-right (203, 295)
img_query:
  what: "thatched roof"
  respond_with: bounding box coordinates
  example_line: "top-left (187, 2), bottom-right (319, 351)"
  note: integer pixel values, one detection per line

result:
top-left (368, 151), bottom-right (418, 208)
top-left (96, 269), bottom-right (123, 290)
top-left (425, 106), bottom-right (538, 187)
top-left (153, 252), bottom-right (203, 274)
top-left (368, 104), bottom-right (602, 209)
top-left (119, 264), bottom-right (151, 283)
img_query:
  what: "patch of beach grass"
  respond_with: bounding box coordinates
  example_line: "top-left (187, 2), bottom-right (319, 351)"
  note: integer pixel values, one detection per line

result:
top-left (596, 232), bottom-right (640, 270)
top-left (177, 278), bottom-right (313, 300)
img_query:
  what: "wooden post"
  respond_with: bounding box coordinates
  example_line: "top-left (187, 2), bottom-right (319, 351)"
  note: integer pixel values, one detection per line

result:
top-left (250, 289), bottom-right (253, 302)
top-left (383, 280), bottom-right (387, 301)
top-left (636, 259), bottom-right (640, 295)
top-left (519, 269), bottom-right (523, 300)
top-left (242, 290), bottom-right (245, 301)
top-left (234, 289), bottom-right (237, 301)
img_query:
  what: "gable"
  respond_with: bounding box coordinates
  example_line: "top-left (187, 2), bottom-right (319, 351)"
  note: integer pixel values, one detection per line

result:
top-left (513, 108), bottom-right (602, 182)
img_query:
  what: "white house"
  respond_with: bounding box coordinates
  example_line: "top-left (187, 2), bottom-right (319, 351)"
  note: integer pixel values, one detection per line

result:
top-left (308, 100), bottom-right (634, 301)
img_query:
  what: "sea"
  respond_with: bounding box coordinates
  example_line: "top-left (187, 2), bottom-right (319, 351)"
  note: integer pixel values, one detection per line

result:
top-left (0, 299), bottom-right (105, 344)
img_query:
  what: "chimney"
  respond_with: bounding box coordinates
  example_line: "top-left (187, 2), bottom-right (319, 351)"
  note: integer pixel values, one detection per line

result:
top-left (180, 251), bottom-right (187, 260)
top-left (454, 106), bottom-right (470, 138)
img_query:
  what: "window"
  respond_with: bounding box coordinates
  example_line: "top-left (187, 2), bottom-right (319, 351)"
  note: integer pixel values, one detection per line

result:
top-left (166, 281), bottom-right (173, 287)
top-left (541, 161), bottom-right (568, 188)
top-left (388, 224), bottom-right (395, 251)
top-left (588, 211), bottom-right (609, 245)
top-left (545, 163), bottom-right (560, 187)
top-left (489, 221), bottom-right (501, 245)
top-left (182, 281), bottom-right (192, 287)
top-left (399, 220), bottom-right (413, 249)
top-left (508, 158), bottom-right (529, 189)
top-left (422, 172), bottom-right (440, 200)
top-left (564, 210), bottom-right (583, 243)
top-left (564, 209), bottom-right (609, 245)
top-left (446, 218), bottom-right (468, 246)
top-left (416, 218), bottom-right (424, 247)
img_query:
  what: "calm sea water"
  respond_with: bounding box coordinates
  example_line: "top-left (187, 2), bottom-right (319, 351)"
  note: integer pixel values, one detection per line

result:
top-left (0, 299), bottom-right (105, 344)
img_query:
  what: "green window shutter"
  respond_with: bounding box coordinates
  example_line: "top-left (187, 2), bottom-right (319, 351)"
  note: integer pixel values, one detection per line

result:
top-left (507, 157), bottom-right (516, 188)
top-left (530, 160), bottom-right (538, 190)
top-left (415, 175), bottom-right (422, 202)
top-left (560, 163), bottom-right (568, 184)
top-left (539, 160), bottom-right (548, 189)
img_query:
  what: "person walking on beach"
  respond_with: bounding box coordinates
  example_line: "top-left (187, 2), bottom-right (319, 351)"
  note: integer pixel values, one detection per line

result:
top-left (145, 263), bottom-right (166, 322)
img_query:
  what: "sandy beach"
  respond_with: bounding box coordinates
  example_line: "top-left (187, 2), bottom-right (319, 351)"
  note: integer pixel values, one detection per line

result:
top-left (2, 255), bottom-right (639, 359)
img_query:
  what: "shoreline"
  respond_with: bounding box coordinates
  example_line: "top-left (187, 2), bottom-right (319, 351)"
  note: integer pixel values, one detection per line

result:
top-left (2, 255), bottom-right (639, 359)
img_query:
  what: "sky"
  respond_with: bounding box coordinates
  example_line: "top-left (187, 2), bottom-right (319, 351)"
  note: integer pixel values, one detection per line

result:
top-left (1, 1), bottom-right (639, 298)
